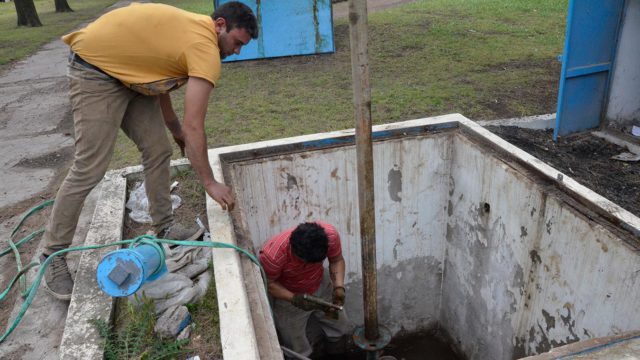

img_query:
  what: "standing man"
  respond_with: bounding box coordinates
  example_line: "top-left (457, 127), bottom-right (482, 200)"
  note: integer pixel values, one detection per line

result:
top-left (41, 2), bottom-right (258, 300)
top-left (260, 221), bottom-right (352, 359)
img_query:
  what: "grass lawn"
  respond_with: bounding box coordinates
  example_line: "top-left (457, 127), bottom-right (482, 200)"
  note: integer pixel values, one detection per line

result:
top-left (114, 0), bottom-right (566, 168)
top-left (0, 0), bottom-right (569, 169)
top-left (0, 0), bottom-right (117, 69)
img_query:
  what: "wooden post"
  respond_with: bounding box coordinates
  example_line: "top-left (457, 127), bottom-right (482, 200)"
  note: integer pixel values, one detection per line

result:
top-left (348, 0), bottom-right (379, 341)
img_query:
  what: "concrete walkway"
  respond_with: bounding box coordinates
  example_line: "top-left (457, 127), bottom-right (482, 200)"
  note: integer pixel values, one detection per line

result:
top-left (0, 37), bottom-right (74, 212)
top-left (0, 17), bottom-right (76, 360)
top-left (0, 2), bottom-right (131, 358)
top-left (0, 186), bottom-right (100, 360)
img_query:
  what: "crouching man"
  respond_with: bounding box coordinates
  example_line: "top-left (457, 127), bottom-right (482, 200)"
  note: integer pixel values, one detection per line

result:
top-left (259, 221), bottom-right (352, 358)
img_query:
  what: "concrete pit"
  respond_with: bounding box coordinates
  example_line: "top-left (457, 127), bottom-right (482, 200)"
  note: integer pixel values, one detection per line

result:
top-left (220, 114), bottom-right (640, 359)
top-left (60, 114), bottom-right (640, 359)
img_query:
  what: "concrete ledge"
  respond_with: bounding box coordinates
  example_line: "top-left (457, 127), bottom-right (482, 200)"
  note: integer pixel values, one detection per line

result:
top-left (208, 113), bottom-right (639, 242)
top-left (592, 129), bottom-right (640, 155)
top-left (59, 170), bottom-right (127, 359)
top-left (477, 113), bottom-right (556, 130)
top-left (458, 117), bottom-right (640, 240)
top-left (58, 158), bottom-right (197, 359)
top-left (520, 331), bottom-right (640, 359)
top-left (207, 150), bottom-right (263, 359)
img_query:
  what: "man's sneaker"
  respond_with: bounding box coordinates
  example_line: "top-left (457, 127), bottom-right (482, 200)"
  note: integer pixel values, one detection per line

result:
top-left (157, 222), bottom-right (204, 240)
top-left (40, 254), bottom-right (73, 301)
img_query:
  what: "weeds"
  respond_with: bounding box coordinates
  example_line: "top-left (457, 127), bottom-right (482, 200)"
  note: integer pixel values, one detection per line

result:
top-left (91, 268), bottom-right (221, 359)
top-left (186, 267), bottom-right (222, 359)
top-left (90, 296), bottom-right (191, 360)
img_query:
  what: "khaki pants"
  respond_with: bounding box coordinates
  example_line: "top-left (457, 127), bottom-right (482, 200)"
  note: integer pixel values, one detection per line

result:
top-left (44, 60), bottom-right (173, 254)
top-left (274, 272), bottom-right (352, 358)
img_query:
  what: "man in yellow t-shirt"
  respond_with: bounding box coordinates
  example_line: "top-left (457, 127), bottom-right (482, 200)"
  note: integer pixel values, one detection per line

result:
top-left (40, 2), bottom-right (258, 300)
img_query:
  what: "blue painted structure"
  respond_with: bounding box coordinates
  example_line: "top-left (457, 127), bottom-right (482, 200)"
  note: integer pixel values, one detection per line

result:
top-left (554, 0), bottom-right (626, 139)
top-left (215, 0), bottom-right (335, 62)
top-left (96, 244), bottom-right (167, 297)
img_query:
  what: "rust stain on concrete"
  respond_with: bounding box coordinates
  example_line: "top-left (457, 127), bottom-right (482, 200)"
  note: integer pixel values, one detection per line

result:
top-left (331, 167), bottom-right (341, 180)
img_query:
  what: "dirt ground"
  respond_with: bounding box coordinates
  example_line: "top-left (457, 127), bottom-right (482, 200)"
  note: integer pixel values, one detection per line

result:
top-left (472, 59), bottom-right (561, 120)
top-left (122, 170), bottom-right (207, 240)
top-left (0, 206), bottom-right (52, 338)
top-left (487, 126), bottom-right (640, 218)
top-left (121, 170), bottom-right (222, 359)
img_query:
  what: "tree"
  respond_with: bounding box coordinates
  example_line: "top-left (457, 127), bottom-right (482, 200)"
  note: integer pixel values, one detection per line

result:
top-left (55, 0), bottom-right (73, 13)
top-left (14, 0), bottom-right (42, 27)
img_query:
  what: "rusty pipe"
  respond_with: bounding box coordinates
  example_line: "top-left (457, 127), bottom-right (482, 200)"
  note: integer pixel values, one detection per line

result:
top-left (348, 0), bottom-right (379, 341)
top-left (302, 294), bottom-right (343, 311)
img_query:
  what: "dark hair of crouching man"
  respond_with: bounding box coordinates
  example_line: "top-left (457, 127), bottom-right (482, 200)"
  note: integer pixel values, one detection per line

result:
top-left (259, 221), bottom-right (352, 358)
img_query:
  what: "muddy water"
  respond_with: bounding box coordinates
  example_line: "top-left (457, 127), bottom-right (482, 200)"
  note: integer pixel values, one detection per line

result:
top-left (381, 331), bottom-right (462, 360)
top-left (329, 330), bottom-right (463, 360)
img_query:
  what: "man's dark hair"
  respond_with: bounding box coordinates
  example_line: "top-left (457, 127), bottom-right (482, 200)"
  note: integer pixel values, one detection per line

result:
top-left (212, 2), bottom-right (259, 39)
top-left (290, 222), bottom-right (329, 263)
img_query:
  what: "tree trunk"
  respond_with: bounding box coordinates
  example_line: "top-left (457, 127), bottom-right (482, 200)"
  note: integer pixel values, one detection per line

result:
top-left (14, 0), bottom-right (42, 27)
top-left (55, 0), bottom-right (73, 13)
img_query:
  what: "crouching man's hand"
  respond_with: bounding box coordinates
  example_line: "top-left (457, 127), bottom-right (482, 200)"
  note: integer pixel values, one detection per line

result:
top-left (325, 286), bottom-right (346, 320)
top-left (332, 286), bottom-right (345, 307)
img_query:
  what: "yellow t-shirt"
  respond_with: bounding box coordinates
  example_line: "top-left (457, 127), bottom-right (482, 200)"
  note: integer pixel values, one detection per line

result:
top-left (62, 3), bottom-right (220, 95)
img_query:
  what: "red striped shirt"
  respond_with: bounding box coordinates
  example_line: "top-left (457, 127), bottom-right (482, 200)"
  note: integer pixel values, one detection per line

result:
top-left (259, 221), bottom-right (342, 294)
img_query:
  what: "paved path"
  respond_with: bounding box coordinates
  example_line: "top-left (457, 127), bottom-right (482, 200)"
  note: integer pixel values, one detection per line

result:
top-left (0, 38), bottom-right (74, 213)
top-left (0, 2), bottom-right (130, 357)
top-left (0, 186), bottom-right (99, 360)
top-left (0, 16), bottom-right (76, 360)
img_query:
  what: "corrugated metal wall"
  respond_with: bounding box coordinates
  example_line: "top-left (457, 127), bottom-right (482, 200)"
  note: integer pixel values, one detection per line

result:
top-left (216, 0), bottom-right (335, 61)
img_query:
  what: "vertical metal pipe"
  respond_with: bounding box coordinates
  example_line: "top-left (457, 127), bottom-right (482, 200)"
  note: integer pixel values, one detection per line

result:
top-left (348, 0), bottom-right (379, 341)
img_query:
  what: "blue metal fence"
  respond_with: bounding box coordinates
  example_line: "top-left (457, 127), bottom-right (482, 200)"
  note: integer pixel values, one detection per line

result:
top-left (554, 0), bottom-right (626, 139)
top-left (215, 0), bottom-right (335, 62)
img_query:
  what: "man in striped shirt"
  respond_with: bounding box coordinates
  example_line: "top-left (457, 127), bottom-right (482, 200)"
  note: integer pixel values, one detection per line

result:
top-left (259, 221), bottom-right (352, 358)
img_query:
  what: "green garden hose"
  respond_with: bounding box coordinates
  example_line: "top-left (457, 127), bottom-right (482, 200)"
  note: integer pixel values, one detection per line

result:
top-left (0, 200), bottom-right (267, 344)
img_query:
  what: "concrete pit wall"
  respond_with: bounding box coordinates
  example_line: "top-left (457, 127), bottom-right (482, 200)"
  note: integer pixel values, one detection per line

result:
top-left (606, 0), bottom-right (640, 127)
top-left (226, 131), bottom-right (453, 334)
top-left (444, 133), bottom-right (640, 359)
top-left (219, 114), bottom-right (640, 359)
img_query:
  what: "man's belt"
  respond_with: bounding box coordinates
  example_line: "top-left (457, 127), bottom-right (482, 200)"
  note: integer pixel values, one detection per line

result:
top-left (69, 52), bottom-right (112, 77)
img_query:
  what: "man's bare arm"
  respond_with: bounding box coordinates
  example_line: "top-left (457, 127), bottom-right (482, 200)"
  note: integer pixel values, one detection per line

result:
top-left (329, 254), bottom-right (346, 288)
top-left (182, 77), bottom-right (234, 210)
top-left (267, 279), bottom-right (295, 301)
top-left (158, 93), bottom-right (185, 155)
